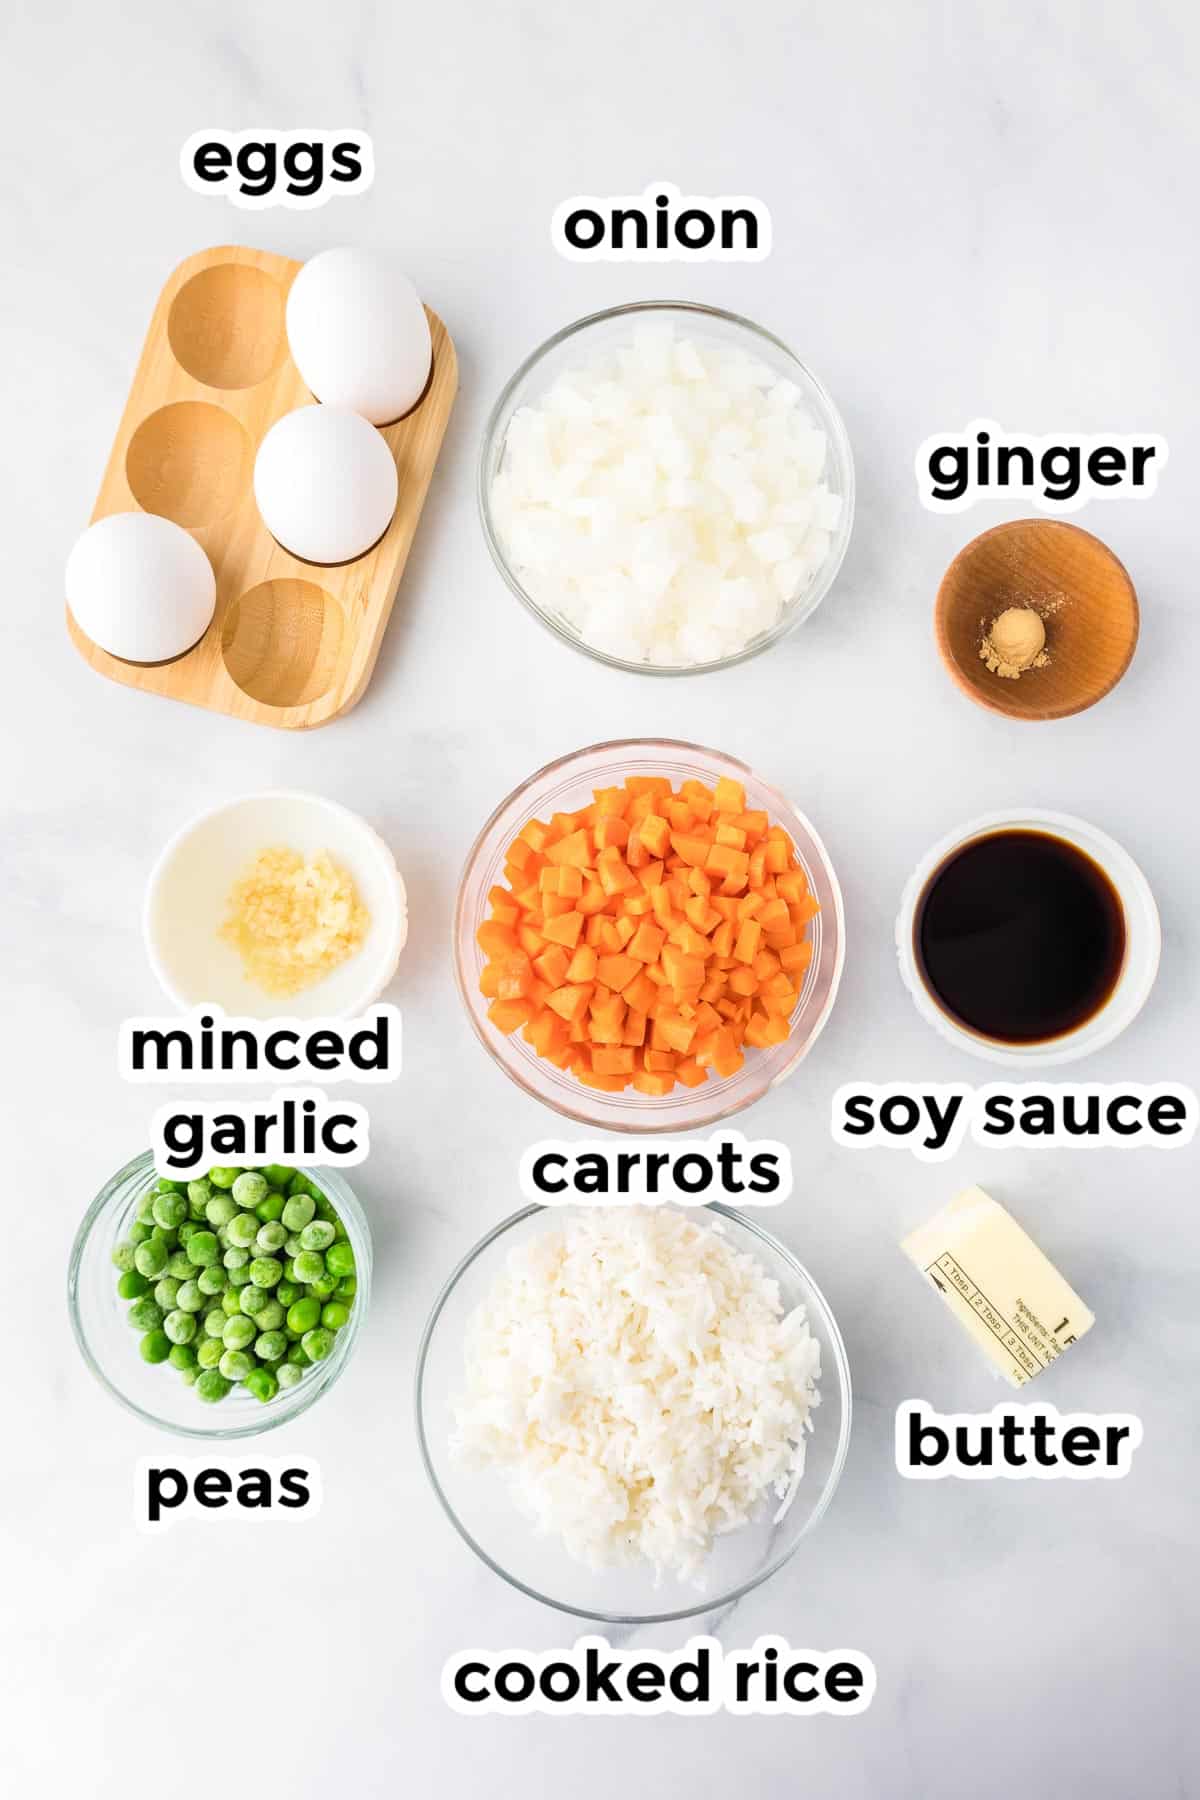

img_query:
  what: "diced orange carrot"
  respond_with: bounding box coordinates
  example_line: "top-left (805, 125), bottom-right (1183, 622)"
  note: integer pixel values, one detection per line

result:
top-left (714, 777), bottom-right (745, 813)
top-left (476, 919), bottom-right (517, 956)
top-left (628, 920), bottom-right (666, 964)
top-left (669, 832), bottom-right (710, 867)
top-left (632, 1070), bottom-right (675, 1096)
top-left (734, 919), bottom-right (762, 964)
top-left (622, 1008), bottom-right (648, 1047)
top-left (595, 816), bottom-right (631, 852)
top-left (546, 982), bottom-right (592, 1021)
top-left (566, 943), bottom-right (599, 982)
top-left (597, 952), bottom-right (640, 992)
top-left (638, 814), bottom-right (671, 858)
top-left (546, 828), bottom-right (591, 869)
top-left (487, 997), bottom-right (534, 1033)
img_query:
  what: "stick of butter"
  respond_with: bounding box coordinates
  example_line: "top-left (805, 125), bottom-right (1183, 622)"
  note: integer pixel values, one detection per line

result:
top-left (902, 1186), bottom-right (1094, 1387)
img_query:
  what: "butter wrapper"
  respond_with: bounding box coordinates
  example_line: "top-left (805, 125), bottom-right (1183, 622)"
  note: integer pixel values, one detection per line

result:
top-left (903, 1185), bottom-right (1094, 1387)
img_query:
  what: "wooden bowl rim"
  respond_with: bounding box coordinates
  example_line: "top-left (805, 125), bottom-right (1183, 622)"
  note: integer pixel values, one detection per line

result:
top-left (933, 517), bottom-right (1139, 723)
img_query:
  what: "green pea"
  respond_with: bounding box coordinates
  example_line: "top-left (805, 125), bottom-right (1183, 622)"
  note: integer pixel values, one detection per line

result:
top-left (111, 1241), bottom-right (136, 1273)
top-left (254, 1222), bottom-right (287, 1255)
top-left (275, 1281), bottom-right (299, 1308)
top-left (227, 1263), bottom-right (252, 1289)
top-left (228, 1170), bottom-right (265, 1208)
top-left (321, 1301), bottom-right (351, 1331)
top-left (128, 1220), bottom-right (152, 1247)
top-left (205, 1194), bottom-right (238, 1228)
top-left (254, 1299), bottom-right (285, 1332)
top-left (117, 1270), bottom-right (151, 1300)
top-left (175, 1279), bottom-right (204, 1313)
top-left (262, 1164), bottom-right (296, 1189)
top-left (276, 1363), bottom-right (303, 1391)
top-left (292, 1251), bottom-right (325, 1285)
top-left (309, 1273), bottom-right (338, 1302)
top-left (167, 1251), bottom-right (194, 1280)
top-left (287, 1297), bottom-right (321, 1334)
top-left (226, 1211), bottom-right (260, 1248)
top-left (164, 1309), bottom-right (197, 1346)
top-left (301, 1327), bottom-right (335, 1363)
top-left (128, 1298), bottom-right (164, 1331)
top-left (134, 1238), bottom-right (168, 1279)
top-left (151, 1276), bottom-right (178, 1309)
top-left (299, 1220), bottom-right (336, 1253)
top-left (221, 1288), bottom-right (244, 1318)
top-left (188, 1175), bottom-right (214, 1209)
top-left (283, 1235), bottom-right (303, 1258)
top-left (289, 1344), bottom-right (311, 1368)
top-left (240, 1284), bottom-right (271, 1317)
top-left (220, 1312), bottom-right (255, 1351)
top-left (248, 1256), bottom-right (282, 1289)
top-left (244, 1367), bottom-right (278, 1403)
top-left (255, 1192), bottom-right (285, 1224)
top-left (195, 1370), bottom-right (232, 1403)
top-left (325, 1241), bottom-right (355, 1279)
top-left (204, 1310), bottom-right (228, 1339)
top-left (139, 1329), bottom-right (171, 1364)
top-left (177, 1220), bottom-right (200, 1244)
top-left (169, 1342), bottom-right (197, 1371)
top-left (197, 1265), bottom-right (227, 1296)
top-left (224, 1246), bottom-right (249, 1270)
top-left (255, 1330), bottom-right (287, 1362)
top-left (207, 1166), bottom-right (241, 1189)
top-left (219, 1349), bottom-right (254, 1382)
top-left (156, 1177), bottom-right (188, 1194)
top-left (152, 1191), bottom-right (187, 1229)
top-left (186, 1231), bottom-right (220, 1267)
top-left (287, 1172), bottom-right (322, 1201)
top-left (196, 1337), bottom-right (224, 1369)
top-left (335, 1276), bottom-right (357, 1300)
top-left (281, 1193), bottom-right (316, 1232)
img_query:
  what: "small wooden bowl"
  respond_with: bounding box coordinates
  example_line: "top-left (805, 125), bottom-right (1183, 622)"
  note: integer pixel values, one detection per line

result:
top-left (934, 519), bottom-right (1139, 721)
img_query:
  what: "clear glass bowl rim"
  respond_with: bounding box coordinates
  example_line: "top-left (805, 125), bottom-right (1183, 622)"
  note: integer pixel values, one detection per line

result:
top-left (452, 736), bottom-right (847, 1133)
top-left (413, 1199), bottom-right (854, 1626)
top-left (477, 298), bottom-right (856, 677)
top-left (68, 1150), bottom-right (372, 1441)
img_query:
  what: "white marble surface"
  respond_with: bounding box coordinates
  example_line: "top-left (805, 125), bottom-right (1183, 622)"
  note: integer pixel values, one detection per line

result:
top-left (3, 1), bottom-right (1198, 1793)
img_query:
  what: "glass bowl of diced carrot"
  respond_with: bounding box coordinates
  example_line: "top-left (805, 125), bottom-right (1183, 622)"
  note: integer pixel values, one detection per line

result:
top-left (454, 739), bottom-right (845, 1132)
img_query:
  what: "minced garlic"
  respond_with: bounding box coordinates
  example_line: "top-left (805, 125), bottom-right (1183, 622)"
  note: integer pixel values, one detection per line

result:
top-left (220, 847), bottom-right (369, 997)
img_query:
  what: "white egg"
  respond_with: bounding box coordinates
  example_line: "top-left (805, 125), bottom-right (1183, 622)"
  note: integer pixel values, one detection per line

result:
top-left (285, 247), bottom-right (432, 425)
top-left (66, 512), bottom-right (216, 663)
top-left (254, 405), bottom-right (399, 564)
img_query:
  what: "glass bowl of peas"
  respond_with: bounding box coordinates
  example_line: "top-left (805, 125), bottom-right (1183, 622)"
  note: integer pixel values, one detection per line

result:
top-left (69, 1153), bottom-right (371, 1438)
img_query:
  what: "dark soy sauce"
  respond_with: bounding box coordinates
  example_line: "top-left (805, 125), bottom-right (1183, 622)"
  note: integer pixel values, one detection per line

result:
top-left (915, 830), bottom-right (1126, 1045)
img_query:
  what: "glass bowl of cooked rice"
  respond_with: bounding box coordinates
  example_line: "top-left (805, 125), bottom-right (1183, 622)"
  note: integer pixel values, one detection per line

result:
top-left (415, 1200), bottom-right (852, 1625)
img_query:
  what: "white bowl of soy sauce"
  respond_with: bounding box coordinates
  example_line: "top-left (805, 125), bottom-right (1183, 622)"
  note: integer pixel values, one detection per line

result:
top-left (896, 809), bottom-right (1161, 1066)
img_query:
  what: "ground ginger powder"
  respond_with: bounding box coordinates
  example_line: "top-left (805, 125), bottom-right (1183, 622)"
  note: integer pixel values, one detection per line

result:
top-left (979, 606), bottom-right (1049, 680)
top-left (220, 847), bottom-right (369, 997)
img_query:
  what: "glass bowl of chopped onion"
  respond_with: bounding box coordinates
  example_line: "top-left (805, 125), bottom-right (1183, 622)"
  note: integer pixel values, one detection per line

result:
top-left (415, 1201), bottom-right (852, 1625)
top-left (479, 300), bottom-right (854, 675)
top-left (454, 739), bottom-right (845, 1133)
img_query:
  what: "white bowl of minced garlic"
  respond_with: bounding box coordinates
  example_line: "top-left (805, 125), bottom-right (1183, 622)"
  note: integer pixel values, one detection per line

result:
top-left (143, 791), bottom-right (408, 1019)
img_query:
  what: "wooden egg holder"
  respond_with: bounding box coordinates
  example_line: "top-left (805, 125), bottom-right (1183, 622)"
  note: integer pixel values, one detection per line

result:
top-left (67, 244), bottom-right (458, 729)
